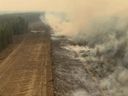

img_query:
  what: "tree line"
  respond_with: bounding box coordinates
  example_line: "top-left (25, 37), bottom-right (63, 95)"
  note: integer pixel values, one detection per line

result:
top-left (0, 15), bottom-right (28, 51)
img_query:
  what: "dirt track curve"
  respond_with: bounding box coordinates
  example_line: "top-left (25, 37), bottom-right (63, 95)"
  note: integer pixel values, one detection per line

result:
top-left (0, 32), bottom-right (53, 96)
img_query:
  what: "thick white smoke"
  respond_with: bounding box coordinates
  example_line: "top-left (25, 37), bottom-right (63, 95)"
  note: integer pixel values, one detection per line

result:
top-left (45, 0), bottom-right (128, 96)
top-left (44, 0), bottom-right (128, 37)
top-left (45, 12), bottom-right (75, 37)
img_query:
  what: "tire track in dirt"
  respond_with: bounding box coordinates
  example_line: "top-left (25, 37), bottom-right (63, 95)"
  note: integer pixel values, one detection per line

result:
top-left (0, 32), bottom-right (53, 96)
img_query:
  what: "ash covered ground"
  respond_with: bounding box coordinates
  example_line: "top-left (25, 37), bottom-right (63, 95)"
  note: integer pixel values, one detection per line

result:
top-left (48, 14), bottom-right (128, 96)
top-left (52, 33), bottom-right (128, 96)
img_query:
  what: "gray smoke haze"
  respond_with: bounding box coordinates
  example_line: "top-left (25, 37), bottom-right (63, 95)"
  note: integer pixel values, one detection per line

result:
top-left (45, 0), bottom-right (128, 86)
top-left (73, 15), bottom-right (128, 67)
top-left (45, 1), bottom-right (128, 96)
top-left (44, 0), bottom-right (128, 36)
top-left (45, 1), bottom-right (128, 66)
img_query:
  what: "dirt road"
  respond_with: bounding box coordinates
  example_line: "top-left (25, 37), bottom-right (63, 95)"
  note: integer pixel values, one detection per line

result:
top-left (0, 32), bottom-right (53, 96)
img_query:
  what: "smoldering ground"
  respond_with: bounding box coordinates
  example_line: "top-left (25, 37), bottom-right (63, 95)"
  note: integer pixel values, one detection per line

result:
top-left (44, 0), bottom-right (128, 96)
top-left (51, 14), bottom-right (128, 96)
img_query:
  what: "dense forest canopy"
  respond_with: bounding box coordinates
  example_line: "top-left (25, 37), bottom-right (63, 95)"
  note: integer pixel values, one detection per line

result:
top-left (0, 12), bottom-right (43, 51)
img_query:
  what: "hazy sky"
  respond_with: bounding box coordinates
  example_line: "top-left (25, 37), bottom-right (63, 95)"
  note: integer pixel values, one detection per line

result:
top-left (0, 0), bottom-right (128, 12)
top-left (1, 0), bottom-right (128, 37)
top-left (0, 0), bottom-right (71, 12)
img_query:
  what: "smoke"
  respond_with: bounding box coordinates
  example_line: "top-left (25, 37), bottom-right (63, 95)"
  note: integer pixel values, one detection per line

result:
top-left (44, 0), bottom-right (128, 67)
top-left (60, 15), bottom-right (128, 95)
top-left (72, 89), bottom-right (90, 96)
top-left (45, 13), bottom-right (75, 36)
top-left (73, 15), bottom-right (128, 67)
top-left (47, 1), bottom-right (128, 96)
top-left (44, 0), bottom-right (128, 37)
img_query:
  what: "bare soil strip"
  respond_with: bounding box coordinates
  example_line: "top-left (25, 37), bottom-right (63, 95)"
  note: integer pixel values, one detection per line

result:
top-left (0, 32), bottom-right (53, 96)
top-left (0, 35), bottom-right (25, 64)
